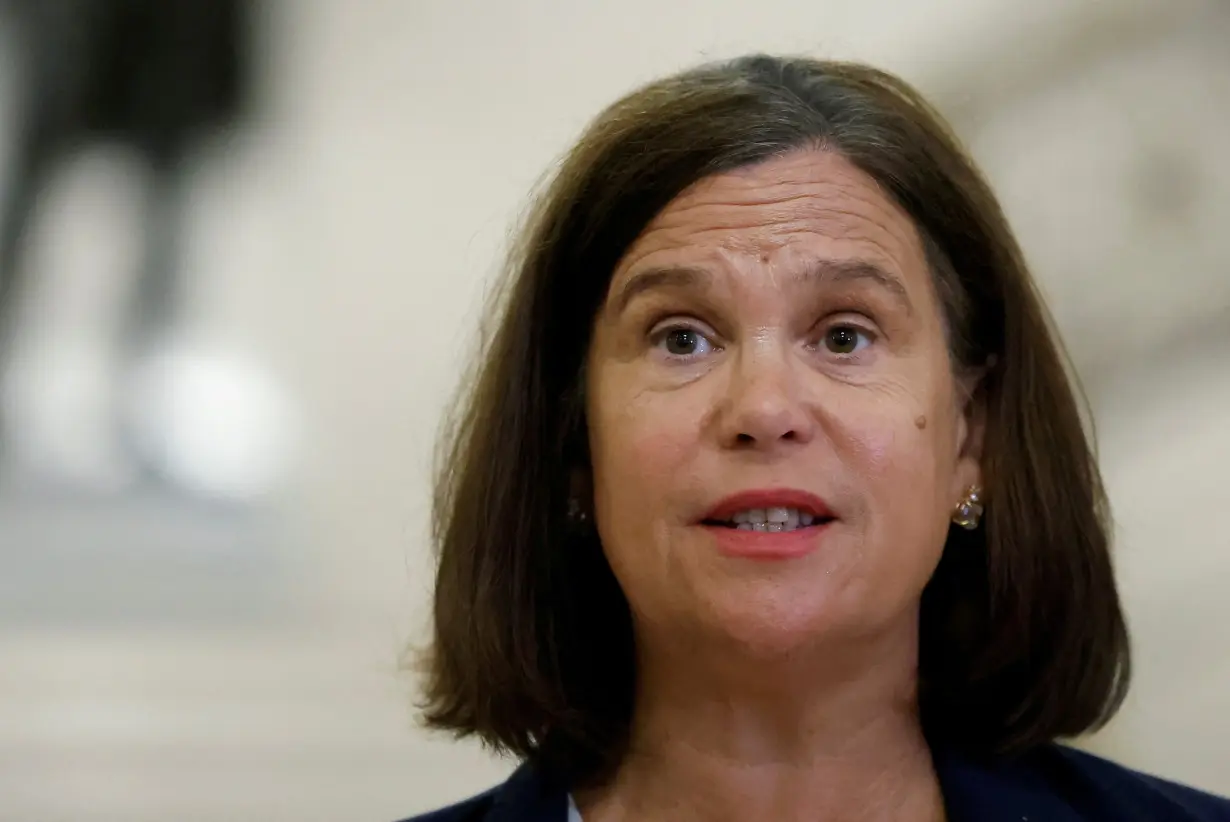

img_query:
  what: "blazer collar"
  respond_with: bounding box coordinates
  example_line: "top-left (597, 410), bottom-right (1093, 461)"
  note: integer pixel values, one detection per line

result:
top-left (485, 748), bottom-right (1083, 822)
top-left (932, 746), bottom-right (1084, 822)
top-left (484, 760), bottom-right (568, 822)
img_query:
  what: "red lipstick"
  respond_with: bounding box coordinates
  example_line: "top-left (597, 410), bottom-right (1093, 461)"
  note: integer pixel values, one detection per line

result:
top-left (699, 488), bottom-right (835, 560)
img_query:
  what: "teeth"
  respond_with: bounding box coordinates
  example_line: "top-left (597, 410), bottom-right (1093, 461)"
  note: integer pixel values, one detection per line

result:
top-left (766, 507), bottom-right (790, 523)
top-left (728, 507), bottom-right (822, 533)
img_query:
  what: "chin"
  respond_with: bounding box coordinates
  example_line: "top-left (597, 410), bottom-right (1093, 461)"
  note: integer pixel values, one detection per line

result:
top-left (699, 586), bottom-right (854, 660)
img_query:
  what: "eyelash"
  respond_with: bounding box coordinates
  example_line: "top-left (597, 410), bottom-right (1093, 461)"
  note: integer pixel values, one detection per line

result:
top-left (809, 318), bottom-right (878, 358)
top-left (648, 321), bottom-right (720, 361)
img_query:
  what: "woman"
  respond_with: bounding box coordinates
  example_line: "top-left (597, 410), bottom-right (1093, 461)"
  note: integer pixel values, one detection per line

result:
top-left (404, 55), bottom-right (1230, 821)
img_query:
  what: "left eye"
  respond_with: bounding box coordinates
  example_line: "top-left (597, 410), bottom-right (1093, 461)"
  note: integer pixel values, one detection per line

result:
top-left (660, 328), bottom-right (714, 357)
top-left (822, 325), bottom-right (871, 355)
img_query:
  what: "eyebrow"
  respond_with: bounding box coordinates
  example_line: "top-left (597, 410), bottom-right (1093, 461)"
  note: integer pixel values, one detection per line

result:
top-left (610, 257), bottom-right (914, 317)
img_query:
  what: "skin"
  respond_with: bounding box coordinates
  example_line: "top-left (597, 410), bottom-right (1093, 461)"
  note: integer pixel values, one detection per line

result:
top-left (578, 149), bottom-right (985, 821)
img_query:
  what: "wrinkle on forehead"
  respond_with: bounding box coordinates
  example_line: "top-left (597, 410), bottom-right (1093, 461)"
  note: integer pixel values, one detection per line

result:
top-left (615, 150), bottom-right (926, 284)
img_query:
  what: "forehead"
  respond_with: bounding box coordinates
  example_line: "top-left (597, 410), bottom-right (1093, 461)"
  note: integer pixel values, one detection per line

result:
top-left (613, 150), bottom-right (928, 282)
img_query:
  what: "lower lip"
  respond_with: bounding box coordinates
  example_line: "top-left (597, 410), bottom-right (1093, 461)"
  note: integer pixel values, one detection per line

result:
top-left (700, 522), bottom-right (833, 560)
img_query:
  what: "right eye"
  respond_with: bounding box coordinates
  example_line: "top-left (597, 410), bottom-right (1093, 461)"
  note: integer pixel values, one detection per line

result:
top-left (652, 325), bottom-right (716, 359)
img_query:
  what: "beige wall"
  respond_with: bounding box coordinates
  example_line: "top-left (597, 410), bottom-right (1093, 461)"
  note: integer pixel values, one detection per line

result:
top-left (1, 1), bottom-right (1226, 819)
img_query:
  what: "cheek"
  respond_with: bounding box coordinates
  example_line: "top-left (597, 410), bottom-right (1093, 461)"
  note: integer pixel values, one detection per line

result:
top-left (586, 380), bottom-right (707, 612)
top-left (588, 377), bottom-right (700, 530)
top-left (841, 368), bottom-right (959, 473)
top-left (855, 409), bottom-right (952, 482)
top-left (833, 376), bottom-right (961, 537)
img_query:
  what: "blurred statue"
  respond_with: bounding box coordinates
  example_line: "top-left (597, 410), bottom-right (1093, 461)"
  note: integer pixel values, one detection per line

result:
top-left (0, 0), bottom-right (253, 360)
top-left (0, 0), bottom-right (284, 498)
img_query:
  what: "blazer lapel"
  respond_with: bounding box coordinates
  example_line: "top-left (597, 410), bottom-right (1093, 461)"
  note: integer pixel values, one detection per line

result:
top-left (935, 747), bottom-right (1086, 822)
top-left (484, 762), bottom-right (569, 822)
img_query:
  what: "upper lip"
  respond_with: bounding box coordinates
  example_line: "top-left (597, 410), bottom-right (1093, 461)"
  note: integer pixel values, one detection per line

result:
top-left (701, 488), bottom-right (835, 523)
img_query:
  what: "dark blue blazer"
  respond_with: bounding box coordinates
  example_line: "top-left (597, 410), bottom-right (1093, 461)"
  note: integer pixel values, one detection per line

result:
top-left (401, 745), bottom-right (1230, 821)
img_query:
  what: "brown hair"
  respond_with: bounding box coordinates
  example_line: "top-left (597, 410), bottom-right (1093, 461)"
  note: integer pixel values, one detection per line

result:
top-left (417, 54), bottom-right (1130, 786)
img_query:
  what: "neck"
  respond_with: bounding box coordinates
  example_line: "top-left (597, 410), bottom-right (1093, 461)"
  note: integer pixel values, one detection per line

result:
top-left (576, 615), bottom-right (945, 822)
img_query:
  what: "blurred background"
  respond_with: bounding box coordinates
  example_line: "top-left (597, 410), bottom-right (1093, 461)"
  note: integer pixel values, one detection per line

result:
top-left (0, 0), bottom-right (1226, 819)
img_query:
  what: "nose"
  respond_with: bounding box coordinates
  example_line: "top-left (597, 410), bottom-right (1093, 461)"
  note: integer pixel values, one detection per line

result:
top-left (717, 349), bottom-right (815, 450)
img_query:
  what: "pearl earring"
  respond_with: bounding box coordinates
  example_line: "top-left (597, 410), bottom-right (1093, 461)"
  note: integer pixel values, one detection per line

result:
top-left (952, 485), bottom-right (984, 530)
top-left (567, 496), bottom-right (589, 524)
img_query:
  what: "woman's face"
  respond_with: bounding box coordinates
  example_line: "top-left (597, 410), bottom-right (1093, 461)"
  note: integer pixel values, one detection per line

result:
top-left (585, 149), bottom-right (983, 658)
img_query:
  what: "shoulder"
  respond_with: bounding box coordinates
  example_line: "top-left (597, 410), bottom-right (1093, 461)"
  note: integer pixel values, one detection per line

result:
top-left (399, 746), bottom-right (1230, 821)
top-left (393, 762), bottom-right (567, 822)
top-left (1032, 745), bottom-right (1230, 821)
top-left (938, 743), bottom-right (1230, 821)
top-left (393, 786), bottom-right (498, 822)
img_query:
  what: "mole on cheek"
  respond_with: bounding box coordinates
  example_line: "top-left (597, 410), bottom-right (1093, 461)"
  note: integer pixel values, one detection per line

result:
top-left (914, 415), bottom-right (928, 430)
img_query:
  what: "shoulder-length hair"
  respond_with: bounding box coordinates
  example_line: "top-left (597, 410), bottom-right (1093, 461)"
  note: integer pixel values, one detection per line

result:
top-left (416, 54), bottom-right (1130, 786)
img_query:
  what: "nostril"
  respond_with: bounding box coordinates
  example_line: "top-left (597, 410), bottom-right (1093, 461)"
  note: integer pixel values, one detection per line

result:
top-left (734, 429), bottom-right (800, 445)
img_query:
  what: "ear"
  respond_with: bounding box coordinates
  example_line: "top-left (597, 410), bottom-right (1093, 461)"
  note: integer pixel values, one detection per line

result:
top-left (953, 360), bottom-right (990, 496)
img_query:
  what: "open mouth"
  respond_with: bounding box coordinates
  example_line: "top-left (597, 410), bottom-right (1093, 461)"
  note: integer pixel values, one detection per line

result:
top-left (702, 507), bottom-right (835, 533)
